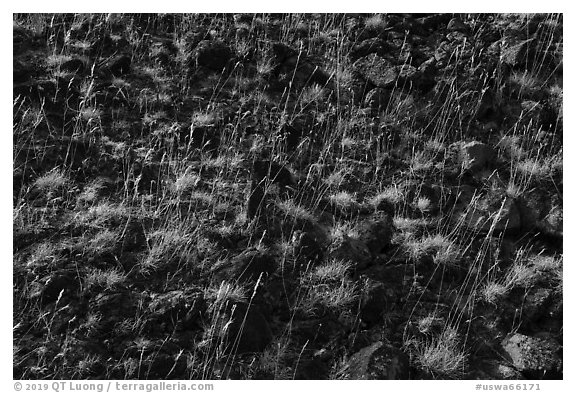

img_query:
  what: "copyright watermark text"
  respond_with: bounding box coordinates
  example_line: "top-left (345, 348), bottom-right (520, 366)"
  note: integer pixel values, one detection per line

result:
top-left (13, 382), bottom-right (214, 392)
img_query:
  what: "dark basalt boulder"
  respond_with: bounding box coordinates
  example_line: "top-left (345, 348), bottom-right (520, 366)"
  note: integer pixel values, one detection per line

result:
top-left (291, 230), bottom-right (324, 266)
top-left (60, 58), bottom-right (86, 74)
top-left (194, 40), bottom-right (233, 72)
top-left (107, 55), bottom-right (131, 77)
top-left (252, 160), bottom-right (296, 186)
top-left (327, 234), bottom-right (372, 271)
top-left (211, 248), bottom-right (278, 283)
top-left (247, 159), bottom-right (296, 219)
top-left (363, 87), bottom-right (391, 112)
top-left (357, 213), bottom-right (395, 256)
top-left (349, 38), bottom-right (393, 61)
top-left (271, 42), bottom-right (299, 66)
top-left (353, 54), bottom-right (398, 88)
top-left (270, 42), bottom-right (332, 89)
top-left (31, 270), bottom-right (80, 305)
top-left (146, 289), bottom-right (205, 332)
top-left (220, 302), bottom-right (273, 354)
top-left (344, 341), bottom-right (410, 379)
top-left (501, 333), bottom-right (562, 379)
top-left (501, 38), bottom-right (537, 68)
top-left (447, 17), bottom-right (470, 34)
top-left (416, 14), bottom-right (453, 31)
top-left (189, 125), bottom-right (220, 157)
top-left (359, 279), bottom-right (394, 326)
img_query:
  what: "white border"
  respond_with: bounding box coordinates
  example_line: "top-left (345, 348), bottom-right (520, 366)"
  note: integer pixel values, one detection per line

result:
top-left (4, 4), bottom-right (571, 390)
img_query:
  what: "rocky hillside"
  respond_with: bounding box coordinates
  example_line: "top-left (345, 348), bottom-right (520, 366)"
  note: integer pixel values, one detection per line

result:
top-left (13, 13), bottom-right (562, 380)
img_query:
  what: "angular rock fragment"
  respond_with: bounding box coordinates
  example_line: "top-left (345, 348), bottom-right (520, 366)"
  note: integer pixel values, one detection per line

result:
top-left (501, 333), bottom-right (562, 379)
top-left (344, 341), bottom-right (410, 379)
